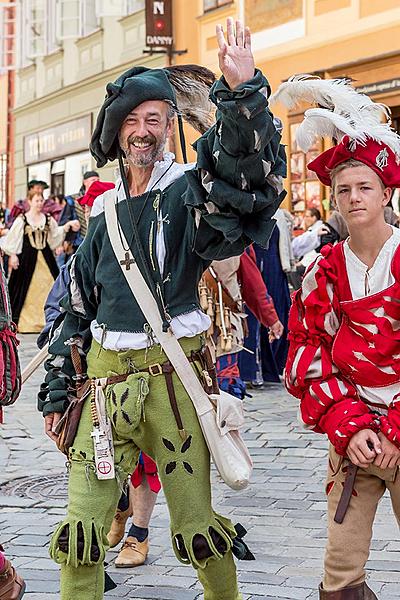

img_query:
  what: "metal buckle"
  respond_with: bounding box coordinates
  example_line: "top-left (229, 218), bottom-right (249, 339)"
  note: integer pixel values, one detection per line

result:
top-left (148, 363), bottom-right (163, 376)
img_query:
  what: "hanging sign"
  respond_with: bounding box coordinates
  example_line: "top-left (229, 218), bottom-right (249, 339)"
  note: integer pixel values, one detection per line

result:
top-left (145, 0), bottom-right (173, 47)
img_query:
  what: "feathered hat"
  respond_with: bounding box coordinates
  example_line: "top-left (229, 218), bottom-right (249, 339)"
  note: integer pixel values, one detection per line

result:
top-left (90, 65), bottom-right (216, 168)
top-left (270, 74), bottom-right (400, 187)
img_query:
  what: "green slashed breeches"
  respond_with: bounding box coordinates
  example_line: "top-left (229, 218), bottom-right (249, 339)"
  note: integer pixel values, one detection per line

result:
top-left (50, 336), bottom-right (241, 600)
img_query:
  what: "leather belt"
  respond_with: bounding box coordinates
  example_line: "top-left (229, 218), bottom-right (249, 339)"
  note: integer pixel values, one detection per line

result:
top-left (103, 348), bottom-right (219, 441)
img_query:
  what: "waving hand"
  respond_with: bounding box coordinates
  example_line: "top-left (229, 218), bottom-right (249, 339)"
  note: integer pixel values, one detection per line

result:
top-left (216, 18), bottom-right (255, 90)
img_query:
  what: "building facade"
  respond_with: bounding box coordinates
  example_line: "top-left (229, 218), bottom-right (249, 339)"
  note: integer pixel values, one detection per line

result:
top-left (182, 0), bottom-right (400, 215)
top-left (3, 0), bottom-right (400, 212)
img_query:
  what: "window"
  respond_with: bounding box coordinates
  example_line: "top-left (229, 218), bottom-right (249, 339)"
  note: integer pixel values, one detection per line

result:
top-left (289, 121), bottom-right (323, 213)
top-left (0, 2), bottom-right (18, 70)
top-left (204, 0), bottom-right (232, 12)
top-left (95, 0), bottom-right (144, 17)
top-left (57, 0), bottom-right (99, 40)
top-left (14, 0), bottom-right (61, 64)
top-left (125, 0), bottom-right (145, 13)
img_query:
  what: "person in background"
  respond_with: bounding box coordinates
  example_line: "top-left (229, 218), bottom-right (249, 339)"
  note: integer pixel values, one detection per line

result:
top-left (78, 171), bottom-right (100, 196)
top-left (0, 204), bottom-right (9, 273)
top-left (56, 171), bottom-right (100, 266)
top-left (240, 209), bottom-right (294, 385)
top-left (0, 192), bottom-right (79, 332)
top-left (7, 180), bottom-right (49, 227)
top-left (289, 207), bottom-right (339, 290)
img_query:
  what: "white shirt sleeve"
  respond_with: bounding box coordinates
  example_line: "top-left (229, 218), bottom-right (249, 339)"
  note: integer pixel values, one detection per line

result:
top-left (0, 216), bottom-right (24, 255)
top-left (292, 228), bottom-right (320, 259)
top-left (47, 216), bottom-right (66, 250)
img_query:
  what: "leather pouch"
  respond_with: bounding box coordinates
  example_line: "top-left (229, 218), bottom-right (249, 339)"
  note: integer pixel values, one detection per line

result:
top-left (54, 379), bottom-right (91, 456)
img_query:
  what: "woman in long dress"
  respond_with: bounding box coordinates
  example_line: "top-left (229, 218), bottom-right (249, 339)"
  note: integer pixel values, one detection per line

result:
top-left (1, 192), bottom-right (79, 333)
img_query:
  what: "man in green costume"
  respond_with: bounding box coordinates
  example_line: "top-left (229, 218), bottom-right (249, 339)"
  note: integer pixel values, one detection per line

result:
top-left (38, 18), bottom-right (286, 600)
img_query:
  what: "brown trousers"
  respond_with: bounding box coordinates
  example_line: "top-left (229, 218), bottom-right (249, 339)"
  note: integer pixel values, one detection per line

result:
top-left (323, 445), bottom-right (400, 592)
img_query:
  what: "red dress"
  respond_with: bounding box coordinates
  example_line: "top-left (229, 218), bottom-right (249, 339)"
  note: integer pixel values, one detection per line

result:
top-left (285, 242), bottom-right (400, 455)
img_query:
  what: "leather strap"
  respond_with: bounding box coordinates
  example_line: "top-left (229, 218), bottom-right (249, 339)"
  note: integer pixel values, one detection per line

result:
top-left (162, 363), bottom-right (186, 439)
top-left (334, 463), bottom-right (358, 524)
top-left (104, 197), bottom-right (216, 419)
top-left (202, 270), bottom-right (239, 312)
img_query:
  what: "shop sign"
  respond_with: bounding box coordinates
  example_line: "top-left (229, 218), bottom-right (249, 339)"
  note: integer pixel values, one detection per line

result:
top-left (24, 115), bottom-right (92, 165)
top-left (145, 0), bottom-right (173, 47)
top-left (357, 78), bottom-right (400, 96)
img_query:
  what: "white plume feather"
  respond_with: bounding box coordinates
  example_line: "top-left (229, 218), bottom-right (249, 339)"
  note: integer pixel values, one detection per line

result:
top-left (295, 108), bottom-right (367, 152)
top-left (270, 74), bottom-right (400, 157)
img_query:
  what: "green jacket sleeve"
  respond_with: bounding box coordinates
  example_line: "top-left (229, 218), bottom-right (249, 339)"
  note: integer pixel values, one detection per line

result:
top-left (184, 69), bottom-right (287, 260)
top-left (38, 235), bottom-right (98, 417)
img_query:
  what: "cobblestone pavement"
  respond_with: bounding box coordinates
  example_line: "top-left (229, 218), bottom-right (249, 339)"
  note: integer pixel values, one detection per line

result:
top-left (0, 335), bottom-right (399, 599)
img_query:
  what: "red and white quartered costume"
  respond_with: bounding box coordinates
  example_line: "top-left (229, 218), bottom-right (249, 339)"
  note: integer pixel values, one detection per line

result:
top-left (286, 228), bottom-right (400, 453)
top-left (285, 227), bottom-right (400, 591)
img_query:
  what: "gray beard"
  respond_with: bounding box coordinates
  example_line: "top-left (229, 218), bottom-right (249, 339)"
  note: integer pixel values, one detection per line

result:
top-left (121, 133), bottom-right (167, 168)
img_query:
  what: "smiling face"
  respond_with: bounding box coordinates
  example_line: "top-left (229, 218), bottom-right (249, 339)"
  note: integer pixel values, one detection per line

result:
top-left (118, 100), bottom-right (174, 168)
top-left (333, 164), bottom-right (392, 229)
top-left (28, 193), bottom-right (45, 212)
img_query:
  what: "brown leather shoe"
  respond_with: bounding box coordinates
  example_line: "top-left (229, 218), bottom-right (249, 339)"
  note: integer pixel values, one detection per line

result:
top-left (319, 582), bottom-right (378, 599)
top-left (0, 560), bottom-right (26, 600)
top-left (115, 536), bottom-right (149, 568)
top-left (107, 506), bottom-right (132, 548)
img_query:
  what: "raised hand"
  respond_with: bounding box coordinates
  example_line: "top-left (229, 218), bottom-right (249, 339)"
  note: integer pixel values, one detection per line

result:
top-left (216, 18), bottom-right (255, 91)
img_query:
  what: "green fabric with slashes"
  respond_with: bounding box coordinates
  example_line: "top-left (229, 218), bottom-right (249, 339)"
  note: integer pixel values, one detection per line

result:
top-left (51, 335), bottom-right (241, 600)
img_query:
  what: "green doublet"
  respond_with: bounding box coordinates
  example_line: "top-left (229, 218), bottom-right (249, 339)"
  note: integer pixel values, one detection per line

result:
top-left (42, 70), bottom-right (287, 417)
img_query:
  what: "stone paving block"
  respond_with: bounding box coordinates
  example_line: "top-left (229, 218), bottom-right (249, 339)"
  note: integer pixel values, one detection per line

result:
top-left (243, 583), bottom-right (312, 599)
top-left (0, 496), bottom-right (39, 508)
top-left (17, 568), bottom-right (59, 581)
top-left (367, 560), bottom-right (400, 572)
top-left (7, 545), bottom-right (50, 559)
top-left (22, 595), bottom-right (58, 599)
top-left (24, 579), bottom-right (60, 593)
top-left (128, 586), bottom-right (200, 599)
top-left (25, 558), bottom-right (61, 570)
top-left (101, 585), bottom-right (131, 597)
top-left (13, 534), bottom-right (50, 546)
top-left (238, 572), bottom-right (286, 585)
top-left (125, 573), bottom-right (197, 588)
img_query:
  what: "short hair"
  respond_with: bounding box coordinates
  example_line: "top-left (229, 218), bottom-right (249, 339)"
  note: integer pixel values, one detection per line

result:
top-left (330, 159), bottom-right (385, 191)
top-left (28, 179), bottom-right (48, 190)
top-left (306, 207), bottom-right (321, 221)
top-left (83, 170), bottom-right (99, 180)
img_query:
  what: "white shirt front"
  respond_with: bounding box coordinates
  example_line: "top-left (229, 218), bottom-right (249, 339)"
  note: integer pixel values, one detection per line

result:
top-left (90, 153), bottom-right (211, 350)
top-left (343, 226), bottom-right (400, 407)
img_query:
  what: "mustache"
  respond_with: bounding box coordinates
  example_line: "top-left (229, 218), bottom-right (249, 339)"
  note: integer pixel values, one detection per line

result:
top-left (127, 134), bottom-right (156, 145)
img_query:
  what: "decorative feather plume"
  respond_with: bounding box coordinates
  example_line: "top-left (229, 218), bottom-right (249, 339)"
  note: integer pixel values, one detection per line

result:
top-left (270, 74), bottom-right (400, 157)
top-left (165, 65), bottom-right (216, 134)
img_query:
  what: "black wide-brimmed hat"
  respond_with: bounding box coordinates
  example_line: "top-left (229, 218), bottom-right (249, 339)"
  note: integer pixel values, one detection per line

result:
top-left (90, 65), bottom-right (216, 168)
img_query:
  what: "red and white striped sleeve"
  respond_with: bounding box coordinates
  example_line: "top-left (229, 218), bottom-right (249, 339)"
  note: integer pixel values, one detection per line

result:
top-left (285, 253), bottom-right (380, 456)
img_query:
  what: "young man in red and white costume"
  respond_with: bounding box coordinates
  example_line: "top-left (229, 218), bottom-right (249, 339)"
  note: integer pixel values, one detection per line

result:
top-left (272, 76), bottom-right (400, 599)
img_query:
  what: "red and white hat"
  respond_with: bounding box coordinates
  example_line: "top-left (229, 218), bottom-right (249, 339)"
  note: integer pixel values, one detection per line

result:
top-left (308, 135), bottom-right (400, 187)
top-left (270, 75), bottom-right (400, 187)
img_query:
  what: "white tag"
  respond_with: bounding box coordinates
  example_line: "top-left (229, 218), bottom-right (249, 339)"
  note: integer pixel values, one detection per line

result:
top-left (91, 379), bottom-right (115, 480)
top-left (91, 427), bottom-right (115, 480)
